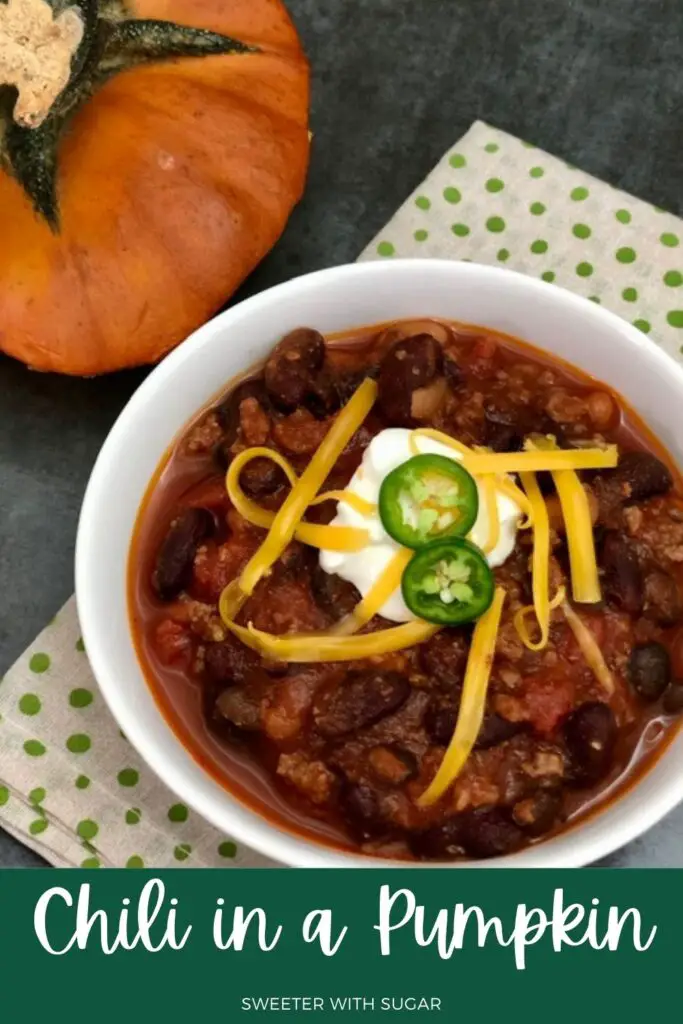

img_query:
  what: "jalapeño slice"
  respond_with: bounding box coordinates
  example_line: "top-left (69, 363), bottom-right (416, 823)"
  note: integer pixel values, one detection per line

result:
top-left (402, 538), bottom-right (494, 626)
top-left (379, 453), bottom-right (478, 549)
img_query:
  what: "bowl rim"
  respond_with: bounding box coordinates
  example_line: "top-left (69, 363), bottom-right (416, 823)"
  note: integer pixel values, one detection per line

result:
top-left (76, 258), bottom-right (683, 868)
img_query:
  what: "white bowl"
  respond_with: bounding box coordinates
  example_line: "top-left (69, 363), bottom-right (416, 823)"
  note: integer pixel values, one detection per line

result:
top-left (76, 259), bottom-right (683, 867)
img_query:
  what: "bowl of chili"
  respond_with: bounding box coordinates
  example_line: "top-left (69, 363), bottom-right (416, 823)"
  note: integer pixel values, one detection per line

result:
top-left (76, 259), bottom-right (683, 867)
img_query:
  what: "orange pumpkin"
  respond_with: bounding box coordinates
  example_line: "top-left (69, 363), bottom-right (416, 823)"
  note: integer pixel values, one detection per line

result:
top-left (0, 0), bottom-right (310, 374)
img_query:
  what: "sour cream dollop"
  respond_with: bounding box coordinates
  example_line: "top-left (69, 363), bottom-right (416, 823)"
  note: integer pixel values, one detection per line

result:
top-left (319, 428), bottom-right (521, 622)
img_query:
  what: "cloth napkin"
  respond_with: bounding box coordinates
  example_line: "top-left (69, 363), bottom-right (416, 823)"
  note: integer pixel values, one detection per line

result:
top-left (3, 119), bottom-right (683, 868)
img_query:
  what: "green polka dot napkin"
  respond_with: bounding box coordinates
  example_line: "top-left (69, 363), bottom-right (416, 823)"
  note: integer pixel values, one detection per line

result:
top-left (2, 119), bottom-right (683, 868)
top-left (360, 121), bottom-right (683, 356)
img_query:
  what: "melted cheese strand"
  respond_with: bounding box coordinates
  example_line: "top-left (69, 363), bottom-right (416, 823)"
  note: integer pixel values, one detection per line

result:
top-left (310, 490), bottom-right (377, 516)
top-left (481, 475), bottom-right (501, 555)
top-left (516, 471), bottom-right (552, 651)
top-left (513, 586), bottom-right (566, 650)
top-left (412, 429), bottom-right (533, 526)
top-left (417, 587), bottom-right (506, 808)
top-left (226, 449), bottom-right (371, 553)
top-left (526, 437), bottom-right (602, 604)
top-left (412, 427), bottom-right (472, 457)
top-left (219, 579), bottom-right (248, 624)
top-left (495, 476), bottom-right (534, 527)
top-left (233, 378), bottom-right (377, 597)
top-left (222, 618), bottom-right (439, 662)
top-left (463, 446), bottom-right (618, 475)
top-left (332, 548), bottom-right (413, 636)
top-left (562, 600), bottom-right (615, 696)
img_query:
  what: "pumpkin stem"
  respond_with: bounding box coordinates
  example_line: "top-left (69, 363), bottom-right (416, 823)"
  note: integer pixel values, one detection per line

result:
top-left (0, 0), bottom-right (258, 229)
top-left (0, 0), bottom-right (84, 128)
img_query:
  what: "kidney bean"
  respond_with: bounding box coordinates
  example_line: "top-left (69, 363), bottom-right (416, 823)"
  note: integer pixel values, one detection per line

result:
top-left (475, 713), bottom-right (527, 750)
top-left (458, 807), bottom-right (525, 858)
top-left (237, 456), bottom-right (288, 499)
top-left (628, 642), bottom-right (671, 701)
top-left (419, 629), bottom-right (469, 688)
top-left (311, 566), bottom-right (361, 619)
top-left (663, 681), bottom-right (683, 714)
top-left (643, 570), bottom-right (682, 626)
top-left (512, 789), bottom-right (563, 837)
top-left (216, 378), bottom-right (270, 440)
top-left (305, 368), bottom-right (341, 419)
top-left (264, 328), bottom-right (326, 410)
top-left (444, 353), bottom-right (463, 389)
top-left (314, 672), bottom-right (411, 738)
top-left (377, 335), bottom-right (444, 425)
top-left (204, 634), bottom-right (262, 686)
top-left (368, 745), bottom-right (418, 785)
top-left (562, 701), bottom-right (617, 783)
top-left (485, 422), bottom-right (524, 453)
top-left (340, 783), bottom-right (385, 840)
top-left (154, 508), bottom-right (214, 600)
top-left (410, 818), bottom-right (463, 859)
top-left (613, 451), bottom-right (673, 503)
top-left (601, 531), bottom-right (643, 614)
top-left (424, 704), bottom-right (457, 745)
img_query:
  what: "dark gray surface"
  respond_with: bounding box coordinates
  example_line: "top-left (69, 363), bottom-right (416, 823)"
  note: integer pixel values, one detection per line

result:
top-left (1, 0), bottom-right (682, 867)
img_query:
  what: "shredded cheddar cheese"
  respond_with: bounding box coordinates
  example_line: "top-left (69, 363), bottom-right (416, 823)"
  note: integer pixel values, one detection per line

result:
top-left (310, 490), bottom-right (377, 516)
top-left (514, 586), bottom-right (566, 650)
top-left (515, 471), bottom-right (553, 651)
top-left (226, 449), bottom-right (371, 553)
top-left (221, 617), bottom-right (439, 662)
top-left (526, 436), bottom-right (602, 604)
top-left (462, 446), bottom-right (618, 476)
top-left (481, 475), bottom-right (500, 555)
top-left (412, 427), bottom-right (472, 457)
top-left (417, 587), bottom-right (506, 807)
top-left (562, 600), bottom-right (615, 696)
top-left (332, 548), bottom-right (413, 636)
top-left (232, 378), bottom-right (378, 599)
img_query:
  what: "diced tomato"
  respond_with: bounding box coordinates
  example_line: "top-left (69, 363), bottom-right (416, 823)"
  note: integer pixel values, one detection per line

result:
top-left (154, 620), bottom-right (193, 666)
top-left (519, 673), bottom-right (575, 734)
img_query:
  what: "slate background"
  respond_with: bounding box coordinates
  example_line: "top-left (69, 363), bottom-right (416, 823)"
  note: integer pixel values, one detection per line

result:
top-left (1, 0), bottom-right (682, 866)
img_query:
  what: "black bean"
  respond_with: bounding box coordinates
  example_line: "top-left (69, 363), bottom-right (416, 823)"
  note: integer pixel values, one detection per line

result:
top-left (458, 807), bottom-right (525, 858)
top-left (643, 570), bottom-right (682, 626)
top-left (410, 818), bottom-right (463, 860)
top-left (475, 714), bottom-right (527, 750)
top-left (314, 672), bottom-right (411, 738)
top-left (424, 704), bottom-right (457, 745)
top-left (238, 456), bottom-right (287, 498)
top-left (204, 635), bottom-right (262, 685)
top-left (419, 629), bottom-right (469, 688)
top-left (216, 378), bottom-right (269, 441)
top-left (335, 366), bottom-right (380, 406)
top-left (663, 681), bottom-right (683, 714)
top-left (377, 335), bottom-right (444, 425)
top-left (484, 422), bottom-right (524, 453)
top-left (483, 404), bottom-right (526, 452)
top-left (601, 531), bottom-right (643, 614)
top-left (613, 451), bottom-right (673, 503)
top-left (512, 789), bottom-right (563, 837)
top-left (444, 353), bottom-right (463, 390)
top-left (340, 783), bottom-right (385, 840)
top-left (562, 702), bottom-right (617, 783)
top-left (304, 368), bottom-right (341, 419)
top-left (628, 642), bottom-right (671, 701)
top-left (311, 566), bottom-right (361, 619)
top-left (153, 508), bottom-right (214, 600)
top-left (264, 328), bottom-right (326, 410)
